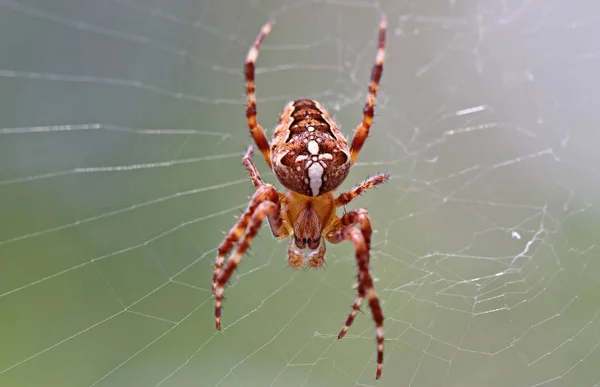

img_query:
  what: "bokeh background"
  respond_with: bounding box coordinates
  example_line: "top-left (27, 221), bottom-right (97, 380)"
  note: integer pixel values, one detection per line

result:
top-left (1, 1), bottom-right (600, 386)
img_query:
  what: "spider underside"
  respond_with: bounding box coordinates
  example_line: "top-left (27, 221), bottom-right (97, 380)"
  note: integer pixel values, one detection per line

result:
top-left (212, 16), bottom-right (388, 379)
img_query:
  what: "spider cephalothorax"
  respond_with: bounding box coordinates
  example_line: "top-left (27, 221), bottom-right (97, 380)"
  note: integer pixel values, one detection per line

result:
top-left (213, 16), bottom-right (388, 379)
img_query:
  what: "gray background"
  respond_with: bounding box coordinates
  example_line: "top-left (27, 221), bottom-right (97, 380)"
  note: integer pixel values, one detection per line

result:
top-left (1, 0), bottom-right (599, 386)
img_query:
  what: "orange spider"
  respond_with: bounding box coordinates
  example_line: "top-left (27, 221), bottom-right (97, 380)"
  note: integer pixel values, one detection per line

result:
top-left (212, 16), bottom-right (388, 379)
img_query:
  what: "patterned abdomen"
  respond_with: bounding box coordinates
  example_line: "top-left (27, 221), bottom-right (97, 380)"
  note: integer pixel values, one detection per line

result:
top-left (271, 100), bottom-right (351, 197)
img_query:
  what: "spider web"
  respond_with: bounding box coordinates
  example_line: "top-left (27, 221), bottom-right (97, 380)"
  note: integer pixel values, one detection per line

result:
top-left (1, 0), bottom-right (600, 386)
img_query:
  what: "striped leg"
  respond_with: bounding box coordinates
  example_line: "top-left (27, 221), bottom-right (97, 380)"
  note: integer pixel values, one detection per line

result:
top-left (242, 145), bottom-right (265, 188)
top-left (350, 16), bottom-right (387, 164)
top-left (212, 209), bottom-right (250, 294)
top-left (212, 146), bottom-right (269, 294)
top-left (338, 287), bottom-right (365, 340)
top-left (327, 209), bottom-right (384, 379)
top-left (245, 20), bottom-right (275, 166)
top-left (214, 195), bottom-right (283, 330)
top-left (212, 184), bottom-right (281, 293)
top-left (335, 173), bottom-right (390, 207)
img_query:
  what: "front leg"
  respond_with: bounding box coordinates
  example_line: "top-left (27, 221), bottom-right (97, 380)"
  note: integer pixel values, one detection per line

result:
top-left (349, 16), bottom-right (386, 164)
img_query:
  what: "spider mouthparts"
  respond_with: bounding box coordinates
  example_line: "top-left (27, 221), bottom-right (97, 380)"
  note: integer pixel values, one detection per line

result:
top-left (290, 247), bottom-right (325, 269)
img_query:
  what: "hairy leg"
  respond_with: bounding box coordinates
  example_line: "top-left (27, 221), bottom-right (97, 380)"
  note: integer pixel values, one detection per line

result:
top-left (212, 147), bottom-right (272, 293)
top-left (327, 209), bottom-right (384, 379)
top-left (242, 145), bottom-right (264, 188)
top-left (349, 16), bottom-right (387, 164)
top-left (335, 173), bottom-right (389, 207)
top-left (245, 21), bottom-right (274, 166)
top-left (212, 184), bottom-right (282, 294)
top-left (214, 197), bottom-right (284, 330)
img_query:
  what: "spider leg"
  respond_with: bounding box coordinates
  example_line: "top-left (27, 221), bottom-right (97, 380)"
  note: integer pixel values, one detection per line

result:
top-left (331, 209), bottom-right (372, 338)
top-left (212, 208), bottom-right (250, 294)
top-left (335, 172), bottom-right (390, 207)
top-left (326, 209), bottom-right (384, 379)
top-left (339, 286), bottom-right (365, 339)
top-left (245, 20), bottom-right (275, 166)
top-left (243, 145), bottom-right (264, 188)
top-left (349, 16), bottom-right (386, 164)
top-left (212, 185), bottom-right (281, 294)
top-left (214, 185), bottom-right (288, 330)
top-left (212, 146), bottom-right (269, 293)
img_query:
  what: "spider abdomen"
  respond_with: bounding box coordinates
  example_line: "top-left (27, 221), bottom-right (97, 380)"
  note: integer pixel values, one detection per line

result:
top-left (271, 99), bottom-right (351, 196)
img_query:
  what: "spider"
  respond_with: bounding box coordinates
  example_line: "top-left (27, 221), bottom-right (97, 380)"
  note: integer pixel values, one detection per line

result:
top-left (212, 16), bottom-right (388, 379)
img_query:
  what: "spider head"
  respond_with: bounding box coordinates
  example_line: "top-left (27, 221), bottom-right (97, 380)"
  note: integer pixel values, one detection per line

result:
top-left (271, 100), bottom-right (351, 197)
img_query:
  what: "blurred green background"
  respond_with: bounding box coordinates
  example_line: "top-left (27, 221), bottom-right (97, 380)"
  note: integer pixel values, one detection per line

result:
top-left (1, 0), bottom-right (600, 386)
